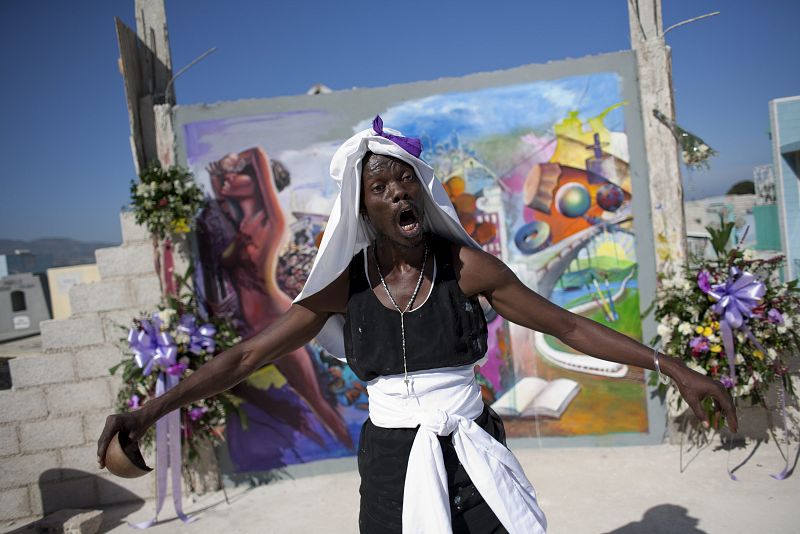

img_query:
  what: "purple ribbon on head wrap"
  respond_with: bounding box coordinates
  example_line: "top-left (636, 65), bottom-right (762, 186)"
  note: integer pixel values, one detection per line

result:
top-left (127, 314), bottom-right (194, 528)
top-left (372, 115), bottom-right (423, 158)
top-left (707, 267), bottom-right (766, 383)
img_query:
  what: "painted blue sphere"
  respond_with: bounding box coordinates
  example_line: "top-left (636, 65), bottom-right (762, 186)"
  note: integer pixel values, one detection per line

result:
top-left (595, 183), bottom-right (625, 212)
top-left (555, 183), bottom-right (591, 218)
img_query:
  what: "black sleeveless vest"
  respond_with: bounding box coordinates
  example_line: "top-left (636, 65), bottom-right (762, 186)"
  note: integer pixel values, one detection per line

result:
top-left (343, 236), bottom-right (488, 382)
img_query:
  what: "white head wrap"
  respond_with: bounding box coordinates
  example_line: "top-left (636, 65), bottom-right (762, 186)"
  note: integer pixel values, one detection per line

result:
top-left (293, 124), bottom-right (480, 360)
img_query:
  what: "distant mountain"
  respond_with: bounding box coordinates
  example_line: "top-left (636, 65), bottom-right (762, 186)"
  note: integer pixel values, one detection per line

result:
top-left (0, 238), bottom-right (119, 269)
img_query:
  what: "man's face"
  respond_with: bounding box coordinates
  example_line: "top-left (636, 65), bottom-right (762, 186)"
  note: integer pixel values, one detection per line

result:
top-left (360, 153), bottom-right (426, 248)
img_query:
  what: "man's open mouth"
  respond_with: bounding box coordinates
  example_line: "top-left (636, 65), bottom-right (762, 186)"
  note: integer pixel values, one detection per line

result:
top-left (397, 206), bottom-right (421, 237)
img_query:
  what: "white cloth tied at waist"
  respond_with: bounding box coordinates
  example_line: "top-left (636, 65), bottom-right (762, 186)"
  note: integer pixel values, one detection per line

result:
top-left (367, 365), bottom-right (547, 534)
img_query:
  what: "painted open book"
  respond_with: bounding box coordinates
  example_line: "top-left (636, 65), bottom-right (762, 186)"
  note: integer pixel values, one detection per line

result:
top-left (491, 377), bottom-right (580, 419)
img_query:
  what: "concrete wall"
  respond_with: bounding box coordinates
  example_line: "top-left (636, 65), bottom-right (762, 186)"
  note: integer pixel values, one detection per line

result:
top-left (0, 213), bottom-right (162, 522)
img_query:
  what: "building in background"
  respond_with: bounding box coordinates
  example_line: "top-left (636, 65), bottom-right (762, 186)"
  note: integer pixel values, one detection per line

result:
top-left (685, 194), bottom-right (761, 259)
top-left (685, 162), bottom-right (787, 261)
top-left (0, 250), bottom-right (54, 278)
top-left (45, 264), bottom-right (101, 320)
top-left (751, 164), bottom-right (782, 253)
top-left (0, 251), bottom-right (55, 340)
top-left (771, 95), bottom-right (800, 280)
top-left (754, 164), bottom-right (776, 204)
top-left (0, 274), bottom-right (51, 342)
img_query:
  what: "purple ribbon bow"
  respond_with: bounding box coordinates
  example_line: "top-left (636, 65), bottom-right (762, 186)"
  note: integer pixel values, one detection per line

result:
top-left (127, 315), bottom-right (178, 376)
top-left (126, 313), bottom-right (194, 528)
top-left (372, 115), bottom-right (423, 158)
top-left (705, 268), bottom-right (793, 482)
top-left (177, 314), bottom-right (217, 355)
top-left (707, 267), bottom-right (765, 382)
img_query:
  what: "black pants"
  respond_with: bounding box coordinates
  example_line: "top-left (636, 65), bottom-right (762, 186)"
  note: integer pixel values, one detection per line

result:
top-left (357, 405), bottom-right (509, 534)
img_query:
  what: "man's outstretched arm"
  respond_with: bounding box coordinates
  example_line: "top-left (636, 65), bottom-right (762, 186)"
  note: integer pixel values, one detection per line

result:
top-left (97, 301), bottom-right (332, 467)
top-left (455, 245), bottom-right (737, 431)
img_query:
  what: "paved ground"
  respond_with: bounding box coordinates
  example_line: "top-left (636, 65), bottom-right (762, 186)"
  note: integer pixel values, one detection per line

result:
top-left (7, 439), bottom-right (795, 534)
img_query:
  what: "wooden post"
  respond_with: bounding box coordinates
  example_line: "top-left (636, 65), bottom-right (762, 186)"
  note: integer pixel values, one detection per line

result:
top-left (115, 0), bottom-right (175, 173)
top-left (628, 0), bottom-right (687, 275)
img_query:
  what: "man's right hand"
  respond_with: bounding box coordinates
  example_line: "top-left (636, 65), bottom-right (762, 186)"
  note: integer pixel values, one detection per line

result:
top-left (96, 410), bottom-right (151, 469)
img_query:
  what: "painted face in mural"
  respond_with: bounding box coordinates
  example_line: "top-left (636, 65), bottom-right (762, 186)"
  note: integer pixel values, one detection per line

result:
top-left (360, 152), bottom-right (426, 247)
top-left (219, 172), bottom-right (256, 199)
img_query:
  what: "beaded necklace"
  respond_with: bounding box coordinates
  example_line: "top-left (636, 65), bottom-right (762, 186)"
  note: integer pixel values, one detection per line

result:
top-left (373, 241), bottom-right (429, 394)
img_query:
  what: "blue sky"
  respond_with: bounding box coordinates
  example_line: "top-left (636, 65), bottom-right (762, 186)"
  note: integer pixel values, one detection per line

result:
top-left (1, 0), bottom-right (798, 243)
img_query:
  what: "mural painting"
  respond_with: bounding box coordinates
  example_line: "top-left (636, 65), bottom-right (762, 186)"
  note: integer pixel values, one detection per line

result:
top-left (180, 71), bottom-right (647, 472)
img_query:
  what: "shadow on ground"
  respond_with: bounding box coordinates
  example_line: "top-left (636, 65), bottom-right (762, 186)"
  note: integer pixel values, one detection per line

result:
top-left (603, 504), bottom-right (706, 534)
top-left (6, 469), bottom-right (145, 533)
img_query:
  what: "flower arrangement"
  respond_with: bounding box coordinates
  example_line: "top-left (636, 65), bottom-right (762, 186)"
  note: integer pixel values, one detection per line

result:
top-left (129, 162), bottom-right (206, 239)
top-left (653, 219), bottom-right (799, 428)
top-left (653, 109), bottom-right (718, 170)
top-left (110, 272), bottom-right (243, 461)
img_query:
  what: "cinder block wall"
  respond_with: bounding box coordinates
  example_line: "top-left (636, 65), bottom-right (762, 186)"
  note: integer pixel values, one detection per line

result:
top-left (0, 213), bottom-right (161, 522)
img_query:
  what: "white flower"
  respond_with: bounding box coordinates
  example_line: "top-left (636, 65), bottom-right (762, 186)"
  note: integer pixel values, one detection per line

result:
top-left (735, 353), bottom-right (745, 364)
top-left (708, 334), bottom-right (720, 344)
top-left (783, 315), bottom-right (794, 328)
top-left (752, 371), bottom-right (762, 382)
top-left (736, 332), bottom-right (745, 343)
top-left (175, 332), bottom-right (190, 345)
top-left (662, 278), bottom-right (674, 289)
top-left (687, 361), bottom-right (707, 375)
top-left (734, 384), bottom-right (752, 397)
top-left (159, 308), bottom-right (176, 327)
top-left (709, 358), bottom-right (719, 367)
top-left (778, 325), bottom-right (787, 334)
top-left (657, 323), bottom-right (673, 343)
top-left (767, 348), bottom-right (778, 360)
top-left (679, 322), bottom-right (693, 336)
top-left (670, 316), bottom-right (680, 326)
top-left (743, 249), bottom-right (756, 261)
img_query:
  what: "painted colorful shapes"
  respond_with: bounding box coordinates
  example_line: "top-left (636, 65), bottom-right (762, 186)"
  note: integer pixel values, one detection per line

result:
top-left (453, 192), bottom-right (477, 214)
top-left (514, 220), bottom-right (552, 255)
top-left (523, 162), bottom-right (561, 214)
top-left (555, 182), bottom-right (591, 218)
top-left (473, 221), bottom-right (497, 245)
top-left (595, 183), bottom-right (625, 212)
top-left (444, 176), bottom-right (466, 199)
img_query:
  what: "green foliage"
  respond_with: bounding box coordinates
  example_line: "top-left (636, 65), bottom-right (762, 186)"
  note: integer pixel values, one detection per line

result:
top-left (706, 213), bottom-right (736, 259)
top-left (726, 180), bottom-right (755, 195)
top-left (129, 162), bottom-right (205, 240)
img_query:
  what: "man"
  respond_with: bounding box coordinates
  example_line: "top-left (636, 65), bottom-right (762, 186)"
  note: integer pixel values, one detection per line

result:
top-left (99, 117), bottom-right (736, 533)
